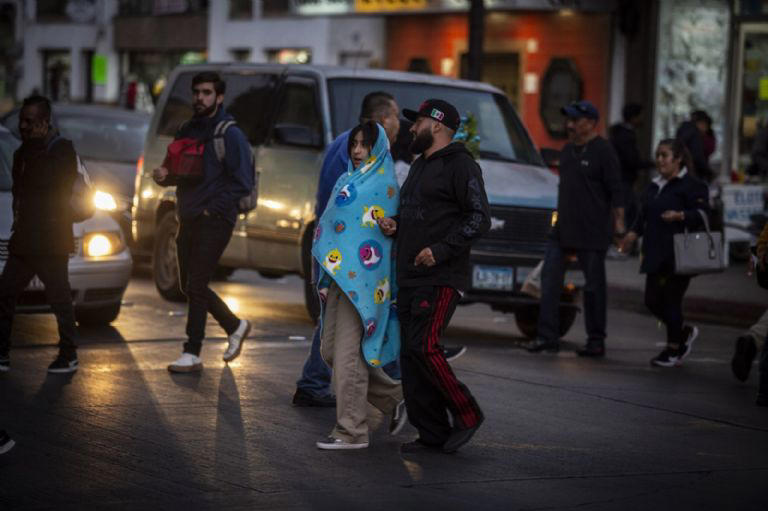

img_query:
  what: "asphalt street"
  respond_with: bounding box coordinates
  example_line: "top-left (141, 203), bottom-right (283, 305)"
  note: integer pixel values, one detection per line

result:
top-left (1, 270), bottom-right (766, 510)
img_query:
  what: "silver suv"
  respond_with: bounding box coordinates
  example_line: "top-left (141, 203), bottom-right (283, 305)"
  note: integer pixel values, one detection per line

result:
top-left (133, 64), bottom-right (581, 337)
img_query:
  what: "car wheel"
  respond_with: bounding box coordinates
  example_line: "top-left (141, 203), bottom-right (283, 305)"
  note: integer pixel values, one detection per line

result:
top-left (514, 304), bottom-right (578, 339)
top-left (76, 302), bottom-right (121, 326)
top-left (153, 211), bottom-right (186, 302)
top-left (302, 225), bottom-right (320, 323)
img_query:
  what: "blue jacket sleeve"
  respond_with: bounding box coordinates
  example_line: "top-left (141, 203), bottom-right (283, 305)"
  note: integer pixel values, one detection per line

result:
top-left (314, 133), bottom-right (349, 219)
top-left (211, 126), bottom-right (253, 216)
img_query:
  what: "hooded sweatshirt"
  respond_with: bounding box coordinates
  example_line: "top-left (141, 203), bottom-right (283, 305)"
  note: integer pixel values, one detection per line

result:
top-left (395, 141), bottom-right (491, 291)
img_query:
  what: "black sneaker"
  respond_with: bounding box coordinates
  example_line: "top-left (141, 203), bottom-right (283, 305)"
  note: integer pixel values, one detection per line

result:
top-left (400, 439), bottom-right (444, 454)
top-left (48, 353), bottom-right (78, 374)
top-left (0, 357), bottom-right (8, 373)
top-left (444, 346), bottom-right (467, 362)
top-left (576, 343), bottom-right (605, 358)
top-left (650, 347), bottom-right (678, 367)
top-left (675, 325), bottom-right (698, 366)
top-left (526, 339), bottom-right (560, 353)
top-left (443, 415), bottom-right (485, 453)
top-left (292, 388), bottom-right (336, 407)
top-left (732, 335), bottom-right (757, 382)
top-left (389, 400), bottom-right (408, 435)
top-left (0, 430), bottom-right (14, 455)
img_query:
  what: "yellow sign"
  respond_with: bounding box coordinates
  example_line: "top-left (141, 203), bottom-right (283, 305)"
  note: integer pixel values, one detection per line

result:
top-left (760, 77), bottom-right (768, 100)
top-left (355, 0), bottom-right (428, 12)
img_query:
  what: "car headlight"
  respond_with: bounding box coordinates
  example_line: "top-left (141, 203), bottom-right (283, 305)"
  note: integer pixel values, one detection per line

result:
top-left (93, 190), bottom-right (118, 211)
top-left (83, 231), bottom-right (125, 257)
top-left (551, 210), bottom-right (558, 227)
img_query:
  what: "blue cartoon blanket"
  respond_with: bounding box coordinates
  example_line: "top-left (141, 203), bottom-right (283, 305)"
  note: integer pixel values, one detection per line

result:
top-left (311, 124), bottom-right (400, 368)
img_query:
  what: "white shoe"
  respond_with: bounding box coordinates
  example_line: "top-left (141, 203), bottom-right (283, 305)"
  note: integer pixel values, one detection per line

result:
top-left (223, 319), bottom-right (251, 362)
top-left (316, 436), bottom-right (369, 450)
top-left (167, 353), bottom-right (203, 373)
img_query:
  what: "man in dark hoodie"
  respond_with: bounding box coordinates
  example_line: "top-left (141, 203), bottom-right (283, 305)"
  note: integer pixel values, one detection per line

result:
top-left (378, 99), bottom-right (490, 453)
top-left (0, 95), bottom-right (80, 374)
top-left (153, 72), bottom-right (253, 373)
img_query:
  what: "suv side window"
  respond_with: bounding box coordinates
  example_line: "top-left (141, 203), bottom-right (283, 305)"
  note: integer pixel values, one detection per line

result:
top-left (271, 78), bottom-right (323, 148)
top-left (157, 71), bottom-right (279, 146)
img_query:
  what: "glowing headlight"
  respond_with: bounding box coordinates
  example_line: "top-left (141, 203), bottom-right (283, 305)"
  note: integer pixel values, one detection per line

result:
top-left (83, 232), bottom-right (124, 257)
top-left (551, 210), bottom-right (558, 227)
top-left (93, 190), bottom-right (118, 211)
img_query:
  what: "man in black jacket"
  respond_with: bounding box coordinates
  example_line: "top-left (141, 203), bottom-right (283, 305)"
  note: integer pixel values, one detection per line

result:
top-left (528, 100), bottom-right (624, 358)
top-left (378, 99), bottom-right (491, 453)
top-left (0, 95), bottom-right (80, 373)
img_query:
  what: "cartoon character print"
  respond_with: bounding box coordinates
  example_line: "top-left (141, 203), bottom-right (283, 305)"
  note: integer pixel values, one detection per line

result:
top-left (374, 278), bottom-right (390, 304)
top-left (323, 249), bottom-right (342, 275)
top-left (361, 205), bottom-right (385, 227)
top-left (364, 318), bottom-right (377, 338)
top-left (334, 183), bottom-right (357, 207)
top-left (333, 220), bottom-right (346, 233)
top-left (358, 155), bottom-right (377, 174)
top-left (358, 240), bottom-right (383, 270)
top-left (348, 291), bottom-right (359, 303)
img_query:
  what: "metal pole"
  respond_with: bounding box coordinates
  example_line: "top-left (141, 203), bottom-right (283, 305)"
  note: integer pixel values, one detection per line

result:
top-left (467, 0), bottom-right (485, 81)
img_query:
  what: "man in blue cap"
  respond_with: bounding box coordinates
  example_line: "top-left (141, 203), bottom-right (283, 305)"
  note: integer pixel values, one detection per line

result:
top-left (528, 100), bottom-right (624, 357)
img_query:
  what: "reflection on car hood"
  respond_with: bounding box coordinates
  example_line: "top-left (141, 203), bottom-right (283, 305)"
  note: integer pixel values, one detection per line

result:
top-left (82, 158), bottom-right (136, 200)
top-left (0, 191), bottom-right (123, 241)
top-left (478, 159), bottom-right (558, 209)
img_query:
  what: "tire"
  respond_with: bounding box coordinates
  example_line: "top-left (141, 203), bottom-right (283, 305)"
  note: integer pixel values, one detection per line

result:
top-left (76, 302), bottom-right (121, 326)
top-left (514, 304), bottom-right (578, 340)
top-left (302, 225), bottom-right (320, 322)
top-left (153, 211), bottom-right (186, 302)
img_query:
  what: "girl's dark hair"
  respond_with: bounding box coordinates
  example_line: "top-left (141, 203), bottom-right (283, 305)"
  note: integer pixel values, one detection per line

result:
top-left (347, 120), bottom-right (379, 159)
top-left (658, 138), bottom-right (694, 174)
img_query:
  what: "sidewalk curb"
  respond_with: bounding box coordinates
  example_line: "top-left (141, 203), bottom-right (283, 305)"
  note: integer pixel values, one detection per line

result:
top-left (608, 285), bottom-right (763, 329)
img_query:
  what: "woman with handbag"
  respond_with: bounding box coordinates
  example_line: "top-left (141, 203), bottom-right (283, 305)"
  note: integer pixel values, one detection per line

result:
top-left (620, 138), bottom-right (710, 367)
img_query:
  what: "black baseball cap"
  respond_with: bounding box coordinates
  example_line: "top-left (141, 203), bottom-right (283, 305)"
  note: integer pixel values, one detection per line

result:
top-left (561, 100), bottom-right (599, 120)
top-left (403, 99), bottom-right (461, 131)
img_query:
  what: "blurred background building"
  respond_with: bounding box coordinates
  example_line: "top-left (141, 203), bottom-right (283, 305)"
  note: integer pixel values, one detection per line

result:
top-left (0, 0), bottom-right (767, 178)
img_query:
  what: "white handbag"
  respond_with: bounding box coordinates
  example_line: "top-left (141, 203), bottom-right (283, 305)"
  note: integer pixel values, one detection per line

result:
top-left (673, 210), bottom-right (725, 275)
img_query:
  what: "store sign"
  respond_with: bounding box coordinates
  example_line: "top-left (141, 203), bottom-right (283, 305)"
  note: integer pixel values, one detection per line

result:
top-left (722, 184), bottom-right (764, 227)
top-left (91, 54), bottom-right (107, 86)
top-left (284, 0), bottom-right (612, 15)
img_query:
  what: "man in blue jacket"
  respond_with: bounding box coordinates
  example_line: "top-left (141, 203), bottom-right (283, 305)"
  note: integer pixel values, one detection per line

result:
top-left (154, 72), bottom-right (253, 372)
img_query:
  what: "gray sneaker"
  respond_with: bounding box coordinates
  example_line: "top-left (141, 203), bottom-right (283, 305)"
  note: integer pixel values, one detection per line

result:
top-left (389, 400), bottom-right (408, 435)
top-left (0, 430), bottom-right (15, 455)
top-left (316, 436), bottom-right (369, 450)
top-left (0, 358), bottom-right (9, 373)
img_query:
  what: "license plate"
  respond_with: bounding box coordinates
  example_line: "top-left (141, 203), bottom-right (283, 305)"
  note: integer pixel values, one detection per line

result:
top-left (472, 265), bottom-right (514, 291)
top-left (26, 276), bottom-right (45, 291)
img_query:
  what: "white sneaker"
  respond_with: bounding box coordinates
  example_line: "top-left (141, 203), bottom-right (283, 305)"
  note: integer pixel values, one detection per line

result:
top-left (223, 319), bottom-right (251, 362)
top-left (316, 436), bottom-right (369, 450)
top-left (167, 353), bottom-right (203, 373)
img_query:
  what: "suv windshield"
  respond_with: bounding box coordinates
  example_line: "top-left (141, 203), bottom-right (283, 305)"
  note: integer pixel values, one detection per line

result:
top-left (57, 113), bottom-right (148, 163)
top-left (328, 78), bottom-right (542, 166)
top-left (0, 132), bottom-right (19, 191)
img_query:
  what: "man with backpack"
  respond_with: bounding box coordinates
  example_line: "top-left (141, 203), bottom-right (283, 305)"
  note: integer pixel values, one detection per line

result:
top-left (153, 72), bottom-right (253, 373)
top-left (0, 95), bottom-right (81, 373)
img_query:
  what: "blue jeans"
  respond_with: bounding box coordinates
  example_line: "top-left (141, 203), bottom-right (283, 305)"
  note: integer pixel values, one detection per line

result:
top-left (538, 238), bottom-right (607, 344)
top-left (296, 321), bottom-right (401, 397)
top-left (296, 326), bottom-right (332, 397)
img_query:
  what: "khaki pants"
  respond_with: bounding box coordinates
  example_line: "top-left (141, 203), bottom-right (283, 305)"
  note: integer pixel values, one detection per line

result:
top-left (748, 309), bottom-right (768, 350)
top-left (320, 283), bottom-right (402, 443)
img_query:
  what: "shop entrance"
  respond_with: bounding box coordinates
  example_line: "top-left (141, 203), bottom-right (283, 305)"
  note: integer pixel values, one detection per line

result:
top-left (460, 52), bottom-right (520, 109)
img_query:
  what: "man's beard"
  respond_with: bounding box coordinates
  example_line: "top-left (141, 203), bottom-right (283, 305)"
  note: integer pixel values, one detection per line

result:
top-left (409, 129), bottom-right (434, 155)
top-left (194, 102), bottom-right (217, 118)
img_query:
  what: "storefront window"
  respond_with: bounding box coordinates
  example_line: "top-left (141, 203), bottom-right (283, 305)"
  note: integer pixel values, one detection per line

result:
top-left (229, 0), bottom-right (252, 19)
top-left (738, 0), bottom-right (768, 15)
top-left (539, 58), bottom-right (582, 139)
top-left (653, 0), bottom-right (730, 168)
top-left (43, 50), bottom-right (71, 102)
top-left (736, 26), bottom-right (768, 177)
top-left (266, 49), bottom-right (312, 64)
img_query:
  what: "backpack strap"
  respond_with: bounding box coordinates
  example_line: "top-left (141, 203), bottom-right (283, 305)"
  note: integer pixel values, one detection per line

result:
top-left (213, 120), bottom-right (237, 163)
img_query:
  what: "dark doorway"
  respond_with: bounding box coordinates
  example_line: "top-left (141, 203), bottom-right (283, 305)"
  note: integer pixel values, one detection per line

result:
top-left (460, 52), bottom-right (520, 109)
